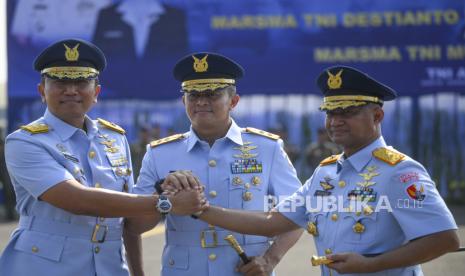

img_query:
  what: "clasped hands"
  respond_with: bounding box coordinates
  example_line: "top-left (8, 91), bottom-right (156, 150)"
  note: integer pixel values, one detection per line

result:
top-left (160, 170), bottom-right (209, 216)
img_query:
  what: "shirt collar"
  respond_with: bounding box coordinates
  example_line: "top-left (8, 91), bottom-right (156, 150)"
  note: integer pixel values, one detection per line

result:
top-left (43, 109), bottom-right (79, 141)
top-left (117, 0), bottom-right (165, 17)
top-left (84, 116), bottom-right (98, 139)
top-left (186, 119), bottom-right (243, 152)
top-left (344, 136), bottom-right (387, 172)
top-left (43, 109), bottom-right (96, 141)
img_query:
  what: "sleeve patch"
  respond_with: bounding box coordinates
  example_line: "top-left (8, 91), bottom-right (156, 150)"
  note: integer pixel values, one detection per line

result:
top-left (406, 184), bottom-right (426, 201)
top-left (399, 172), bottom-right (419, 183)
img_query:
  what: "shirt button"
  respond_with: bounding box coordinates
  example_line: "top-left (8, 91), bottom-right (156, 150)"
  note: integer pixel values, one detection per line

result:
top-left (95, 182), bottom-right (102, 188)
top-left (94, 246), bottom-right (100, 254)
top-left (209, 191), bottom-right (217, 198)
top-left (31, 246), bottom-right (39, 253)
top-left (89, 151), bottom-right (96, 159)
top-left (209, 253), bottom-right (217, 261)
top-left (244, 183), bottom-right (251, 189)
top-left (169, 259), bottom-right (175, 266)
top-left (325, 248), bottom-right (332, 255)
top-left (331, 213), bottom-right (338, 221)
top-left (208, 160), bottom-right (217, 167)
top-left (243, 191), bottom-right (253, 201)
top-left (338, 180), bottom-right (346, 188)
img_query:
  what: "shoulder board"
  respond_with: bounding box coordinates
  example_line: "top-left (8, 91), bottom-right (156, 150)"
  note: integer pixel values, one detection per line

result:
top-left (20, 123), bottom-right (49, 134)
top-left (244, 127), bottom-right (280, 140)
top-left (320, 154), bottom-right (341, 166)
top-left (372, 147), bottom-right (405, 166)
top-left (97, 118), bottom-right (125, 134)
top-left (150, 134), bottom-right (185, 148)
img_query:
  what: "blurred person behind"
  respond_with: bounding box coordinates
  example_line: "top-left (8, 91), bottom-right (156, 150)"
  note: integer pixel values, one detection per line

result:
top-left (305, 128), bottom-right (340, 171)
top-left (0, 128), bottom-right (17, 221)
top-left (269, 126), bottom-right (300, 165)
top-left (130, 125), bottom-right (157, 181)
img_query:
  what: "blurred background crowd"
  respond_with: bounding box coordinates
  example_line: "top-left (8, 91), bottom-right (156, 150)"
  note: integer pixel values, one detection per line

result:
top-left (1, 0), bottom-right (465, 220)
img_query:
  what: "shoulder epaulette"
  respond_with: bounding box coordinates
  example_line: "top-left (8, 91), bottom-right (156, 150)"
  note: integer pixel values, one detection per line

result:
top-left (244, 127), bottom-right (280, 140)
top-left (150, 134), bottom-right (185, 148)
top-left (320, 154), bottom-right (341, 166)
top-left (372, 147), bottom-right (405, 166)
top-left (97, 118), bottom-right (125, 134)
top-left (20, 123), bottom-right (49, 134)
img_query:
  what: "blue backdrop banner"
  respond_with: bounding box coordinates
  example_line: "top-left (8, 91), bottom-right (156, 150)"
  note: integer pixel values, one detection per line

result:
top-left (7, 0), bottom-right (465, 101)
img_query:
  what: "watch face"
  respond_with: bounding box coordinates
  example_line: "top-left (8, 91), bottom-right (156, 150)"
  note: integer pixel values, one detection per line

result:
top-left (159, 201), bottom-right (171, 211)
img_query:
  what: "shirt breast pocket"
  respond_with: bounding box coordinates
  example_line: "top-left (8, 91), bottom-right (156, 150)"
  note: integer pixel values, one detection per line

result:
top-left (162, 245), bottom-right (189, 271)
top-left (228, 176), bottom-right (243, 209)
top-left (14, 230), bottom-right (65, 262)
top-left (308, 212), bottom-right (330, 242)
top-left (341, 212), bottom-right (378, 244)
top-left (61, 159), bottom-right (86, 184)
top-left (95, 166), bottom-right (127, 191)
top-left (228, 174), bottom-right (266, 210)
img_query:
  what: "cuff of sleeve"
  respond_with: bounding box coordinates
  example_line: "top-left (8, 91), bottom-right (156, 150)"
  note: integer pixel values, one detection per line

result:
top-left (154, 178), bottom-right (165, 194)
top-left (403, 216), bottom-right (458, 241)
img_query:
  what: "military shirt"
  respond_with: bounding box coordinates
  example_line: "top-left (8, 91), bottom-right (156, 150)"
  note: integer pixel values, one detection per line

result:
top-left (278, 136), bottom-right (457, 276)
top-left (134, 120), bottom-right (301, 276)
top-left (0, 109), bottom-right (133, 276)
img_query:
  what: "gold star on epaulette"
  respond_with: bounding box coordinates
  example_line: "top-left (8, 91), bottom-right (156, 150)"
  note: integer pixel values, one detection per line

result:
top-left (20, 123), bottom-right (49, 134)
top-left (244, 127), bottom-right (280, 140)
top-left (150, 134), bottom-right (186, 148)
top-left (97, 118), bottom-right (125, 134)
top-left (319, 154), bottom-right (341, 166)
top-left (372, 147), bottom-right (405, 166)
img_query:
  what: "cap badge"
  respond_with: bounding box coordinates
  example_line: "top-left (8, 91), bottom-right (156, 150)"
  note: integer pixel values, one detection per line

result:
top-left (192, 54), bottom-right (209, 72)
top-left (64, 43), bottom-right (80, 61)
top-left (327, 69), bottom-right (343, 89)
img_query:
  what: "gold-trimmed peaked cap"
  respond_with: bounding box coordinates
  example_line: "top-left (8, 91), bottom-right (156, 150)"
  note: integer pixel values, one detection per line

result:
top-left (173, 52), bottom-right (244, 93)
top-left (317, 65), bottom-right (397, 111)
top-left (34, 38), bottom-right (106, 80)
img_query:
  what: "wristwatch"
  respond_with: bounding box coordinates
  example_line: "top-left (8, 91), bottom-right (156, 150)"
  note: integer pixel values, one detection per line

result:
top-left (156, 195), bottom-right (172, 214)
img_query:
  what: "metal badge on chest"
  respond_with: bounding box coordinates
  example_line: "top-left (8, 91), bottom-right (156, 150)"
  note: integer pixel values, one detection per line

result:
top-left (230, 141), bottom-right (262, 201)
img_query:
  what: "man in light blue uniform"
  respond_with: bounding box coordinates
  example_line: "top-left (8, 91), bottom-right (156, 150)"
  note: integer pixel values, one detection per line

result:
top-left (0, 39), bottom-right (205, 276)
top-left (127, 53), bottom-right (303, 275)
top-left (195, 66), bottom-right (460, 275)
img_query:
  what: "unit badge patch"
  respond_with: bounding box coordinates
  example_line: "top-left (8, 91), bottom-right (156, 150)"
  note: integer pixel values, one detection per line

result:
top-left (406, 183), bottom-right (426, 201)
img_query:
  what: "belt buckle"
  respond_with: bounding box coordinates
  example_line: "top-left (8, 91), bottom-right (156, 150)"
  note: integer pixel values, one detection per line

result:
top-left (201, 229), bottom-right (218, 248)
top-left (91, 224), bottom-right (108, 243)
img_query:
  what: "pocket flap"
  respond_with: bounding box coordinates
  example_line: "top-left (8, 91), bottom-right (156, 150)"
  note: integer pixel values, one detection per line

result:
top-left (14, 231), bottom-right (65, 262)
top-left (162, 245), bottom-right (189, 270)
top-left (342, 210), bottom-right (378, 222)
